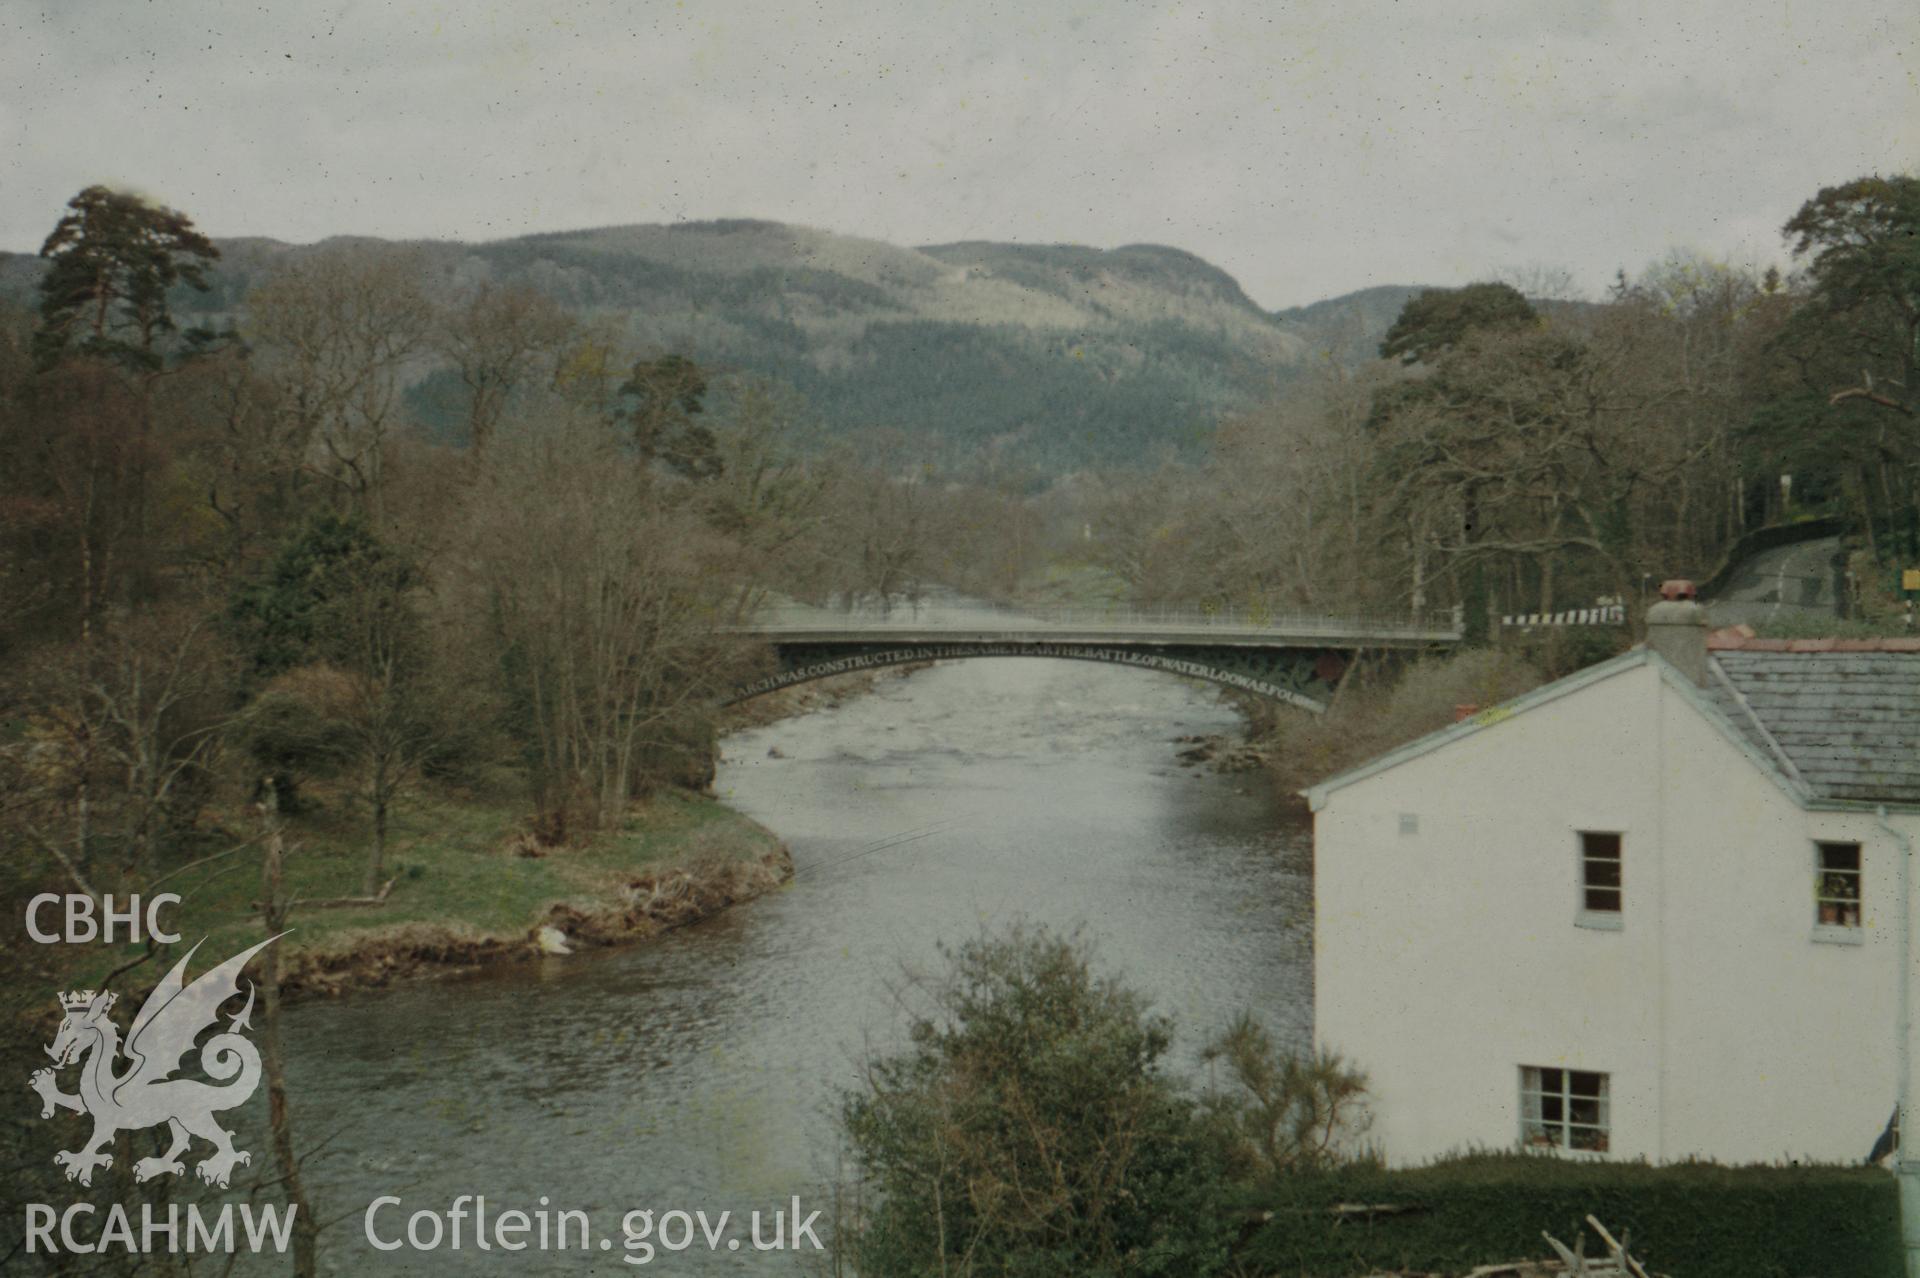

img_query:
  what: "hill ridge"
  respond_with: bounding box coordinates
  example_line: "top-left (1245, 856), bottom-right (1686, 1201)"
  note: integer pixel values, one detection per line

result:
top-left (0, 217), bottom-right (1423, 472)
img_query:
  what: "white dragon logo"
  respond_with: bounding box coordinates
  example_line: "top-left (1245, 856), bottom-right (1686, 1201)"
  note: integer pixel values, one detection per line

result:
top-left (29, 934), bottom-right (284, 1189)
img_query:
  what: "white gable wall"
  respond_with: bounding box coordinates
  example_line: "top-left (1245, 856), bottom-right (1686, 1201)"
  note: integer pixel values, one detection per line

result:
top-left (1655, 684), bottom-right (1905, 1163)
top-left (1313, 655), bottom-right (1916, 1167)
top-left (1315, 659), bottom-right (1668, 1163)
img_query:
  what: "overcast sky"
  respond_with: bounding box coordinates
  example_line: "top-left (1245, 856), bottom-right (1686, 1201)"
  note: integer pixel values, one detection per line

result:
top-left (3, 1), bottom-right (1914, 309)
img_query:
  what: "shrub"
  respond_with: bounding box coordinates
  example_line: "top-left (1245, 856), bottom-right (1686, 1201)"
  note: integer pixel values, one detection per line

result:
top-left (236, 683), bottom-right (354, 812)
top-left (1267, 649), bottom-right (1546, 793)
top-left (1201, 1012), bottom-right (1374, 1178)
top-left (839, 924), bottom-right (1234, 1277)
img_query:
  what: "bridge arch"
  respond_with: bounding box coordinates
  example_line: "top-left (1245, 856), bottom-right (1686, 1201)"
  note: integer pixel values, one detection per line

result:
top-left (723, 640), bottom-right (1347, 713)
top-left (723, 604), bottom-right (1459, 715)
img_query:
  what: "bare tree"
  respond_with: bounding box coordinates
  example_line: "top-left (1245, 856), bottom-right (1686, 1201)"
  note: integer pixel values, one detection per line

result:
top-left (1368, 315), bottom-right (1700, 628)
top-left (246, 246), bottom-right (436, 518)
top-left (11, 361), bottom-right (149, 645)
top-left (159, 346), bottom-right (311, 585)
top-left (14, 603), bottom-right (231, 878)
top-left (696, 378), bottom-right (830, 619)
top-left (1077, 464), bottom-right (1197, 603)
top-left (810, 435), bottom-right (938, 613)
top-left (467, 411), bottom-right (740, 834)
top-left (1197, 360), bottom-right (1388, 612)
top-left (434, 282), bottom-right (574, 456)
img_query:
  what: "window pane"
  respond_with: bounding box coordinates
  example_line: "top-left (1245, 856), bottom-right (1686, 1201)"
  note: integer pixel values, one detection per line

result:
top-left (1538, 1068), bottom-right (1562, 1091)
top-left (1585, 888), bottom-right (1622, 913)
top-left (1819, 843), bottom-right (1861, 873)
top-left (1541, 1094), bottom-right (1564, 1122)
top-left (1584, 858), bottom-right (1622, 888)
top-left (1569, 1126), bottom-right (1608, 1152)
top-left (1817, 871), bottom-right (1860, 901)
top-left (1581, 832), bottom-right (1621, 859)
top-left (1569, 1071), bottom-right (1605, 1097)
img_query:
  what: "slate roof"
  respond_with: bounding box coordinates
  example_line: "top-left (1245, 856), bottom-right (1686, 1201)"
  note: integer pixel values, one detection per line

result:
top-left (1704, 646), bottom-right (1920, 805)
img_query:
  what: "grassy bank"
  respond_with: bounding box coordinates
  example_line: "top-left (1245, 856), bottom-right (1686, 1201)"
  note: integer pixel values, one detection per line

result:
top-left (40, 781), bottom-right (790, 1001)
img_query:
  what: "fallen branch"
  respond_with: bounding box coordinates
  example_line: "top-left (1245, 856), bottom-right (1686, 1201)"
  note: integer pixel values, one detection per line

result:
top-left (146, 832), bottom-right (264, 891)
top-left (252, 877), bottom-right (397, 914)
top-left (1828, 385), bottom-right (1913, 415)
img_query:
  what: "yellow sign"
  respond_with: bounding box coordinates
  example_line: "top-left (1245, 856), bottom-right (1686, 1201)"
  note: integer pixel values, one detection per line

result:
top-left (1905, 568), bottom-right (1920, 592)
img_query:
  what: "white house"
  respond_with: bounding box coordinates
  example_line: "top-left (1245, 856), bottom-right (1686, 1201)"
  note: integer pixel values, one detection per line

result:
top-left (1306, 599), bottom-right (1920, 1169)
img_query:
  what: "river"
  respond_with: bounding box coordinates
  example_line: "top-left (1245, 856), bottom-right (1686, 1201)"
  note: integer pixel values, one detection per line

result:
top-left (278, 657), bottom-right (1313, 1273)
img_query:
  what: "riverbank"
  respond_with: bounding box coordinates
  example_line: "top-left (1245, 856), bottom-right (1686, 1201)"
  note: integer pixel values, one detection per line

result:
top-left (46, 783), bottom-right (792, 1004)
top-left (19, 669), bottom-right (936, 1013)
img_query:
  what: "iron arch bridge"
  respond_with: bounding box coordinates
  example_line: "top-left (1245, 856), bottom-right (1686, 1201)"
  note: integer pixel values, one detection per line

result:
top-left (723, 605), bottom-right (1462, 713)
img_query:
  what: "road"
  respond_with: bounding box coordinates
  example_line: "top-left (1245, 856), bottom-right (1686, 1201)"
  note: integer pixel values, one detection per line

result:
top-left (1706, 535), bottom-right (1841, 627)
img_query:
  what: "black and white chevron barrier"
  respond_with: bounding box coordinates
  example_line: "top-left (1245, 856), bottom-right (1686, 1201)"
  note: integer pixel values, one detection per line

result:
top-left (1500, 605), bottom-right (1627, 629)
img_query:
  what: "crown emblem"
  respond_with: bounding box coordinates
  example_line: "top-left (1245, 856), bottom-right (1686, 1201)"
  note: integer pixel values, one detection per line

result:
top-left (59, 990), bottom-right (112, 1013)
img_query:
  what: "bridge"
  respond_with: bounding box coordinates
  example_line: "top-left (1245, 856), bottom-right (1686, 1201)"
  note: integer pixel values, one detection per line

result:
top-left (723, 603), bottom-right (1463, 712)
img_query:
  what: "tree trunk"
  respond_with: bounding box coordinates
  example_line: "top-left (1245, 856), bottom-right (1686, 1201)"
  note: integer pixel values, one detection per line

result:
top-left (366, 775), bottom-right (388, 898)
top-left (75, 750), bottom-right (91, 875)
top-left (1409, 534), bottom-right (1427, 615)
top-left (258, 786), bottom-right (320, 1278)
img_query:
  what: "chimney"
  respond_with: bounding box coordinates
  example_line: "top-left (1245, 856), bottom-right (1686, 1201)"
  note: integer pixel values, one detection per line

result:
top-left (1646, 579), bottom-right (1709, 685)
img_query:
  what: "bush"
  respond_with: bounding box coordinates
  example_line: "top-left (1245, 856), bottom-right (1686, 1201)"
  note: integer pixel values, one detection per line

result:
top-left (1200, 1012), bottom-right (1374, 1179)
top-left (1235, 1152), bottom-right (1902, 1277)
top-left (1267, 649), bottom-right (1546, 793)
top-left (236, 683), bottom-right (354, 812)
top-left (839, 924), bottom-right (1234, 1277)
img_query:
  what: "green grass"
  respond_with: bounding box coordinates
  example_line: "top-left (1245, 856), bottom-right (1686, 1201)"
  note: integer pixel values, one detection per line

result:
top-left (48, 783), bottom-right (783, 991)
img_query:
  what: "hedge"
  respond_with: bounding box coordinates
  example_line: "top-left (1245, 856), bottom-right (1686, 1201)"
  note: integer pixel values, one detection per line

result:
top-left (1235, 1153), bottom-right (1902, 1277)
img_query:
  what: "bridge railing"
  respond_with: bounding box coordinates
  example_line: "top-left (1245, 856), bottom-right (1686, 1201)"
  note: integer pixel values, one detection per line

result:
top-left (729, 602), bottom-right (1462, 639)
